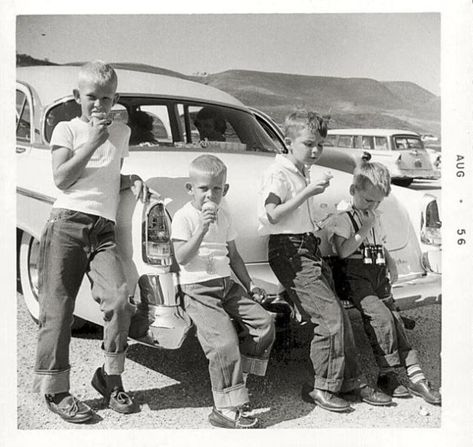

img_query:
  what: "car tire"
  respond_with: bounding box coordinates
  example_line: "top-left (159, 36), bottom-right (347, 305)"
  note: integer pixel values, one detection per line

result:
top-left (18, 231), bottom-right (86, 330)
top-left (392, 178), bottom-right (413, 187)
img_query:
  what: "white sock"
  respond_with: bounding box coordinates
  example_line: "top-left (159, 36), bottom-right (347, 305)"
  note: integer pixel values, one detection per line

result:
top-left (243, 372), bottom-right (249, 385)
top-left (217, 407), bottom-right (237, 419)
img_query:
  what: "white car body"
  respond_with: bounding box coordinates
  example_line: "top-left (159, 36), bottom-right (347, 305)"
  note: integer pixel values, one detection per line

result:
top-left (16, 66), bottom-right (441, 349)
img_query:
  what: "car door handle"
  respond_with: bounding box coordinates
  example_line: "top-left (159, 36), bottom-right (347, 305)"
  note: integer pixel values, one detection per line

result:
top-left (16, 147), bottom-right (26, 154)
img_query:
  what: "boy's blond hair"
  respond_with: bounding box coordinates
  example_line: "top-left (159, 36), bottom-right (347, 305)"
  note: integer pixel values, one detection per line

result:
top-left (78, 60), bottom-right (118, 90)
top-left (189, 154), bottom-right (227, 180)
top-left (353, 153), bottom-right (391, 196)
top-left (284, 109), bottom-right (329, 140)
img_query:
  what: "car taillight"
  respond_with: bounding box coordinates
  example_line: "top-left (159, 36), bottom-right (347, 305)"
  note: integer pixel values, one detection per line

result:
top-left (142, 201), bottom-right (173, 266)
top-left (420, 197), bottom-right (442, 246)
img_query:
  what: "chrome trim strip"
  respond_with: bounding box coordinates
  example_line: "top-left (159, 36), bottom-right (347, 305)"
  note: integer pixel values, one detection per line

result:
top-left (16, 187), bottom-right (55, 205)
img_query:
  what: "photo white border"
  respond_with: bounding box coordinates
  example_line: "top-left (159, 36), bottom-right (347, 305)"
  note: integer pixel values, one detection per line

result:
top-left (2, 0), bottom-right (472, 446)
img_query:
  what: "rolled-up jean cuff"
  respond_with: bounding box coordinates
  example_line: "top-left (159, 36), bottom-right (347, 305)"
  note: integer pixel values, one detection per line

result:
top-left (314, 375), bottom-right (363, 393)
top-left (375, 350), bottom-right (402, 369)
top-left (32, 368), bottom-right (70, 395)
top-left (340, 377), bottom-right (365, 393)
top-left (213, 383), bottom-right (249, 409)
top-left (241, 355), bottom-right (269, 376)
top-left (103, 350), bottom-right (127, 375)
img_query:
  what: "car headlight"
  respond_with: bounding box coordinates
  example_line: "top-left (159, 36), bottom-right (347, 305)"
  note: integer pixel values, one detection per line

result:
top-left (142, 201), bottom-right (173, 266)
top-left (420, 195), bottom-right (441, 246)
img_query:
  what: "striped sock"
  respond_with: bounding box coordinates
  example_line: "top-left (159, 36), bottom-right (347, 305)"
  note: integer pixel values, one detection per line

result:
top-left (406, 364), bottom-right (426, 384)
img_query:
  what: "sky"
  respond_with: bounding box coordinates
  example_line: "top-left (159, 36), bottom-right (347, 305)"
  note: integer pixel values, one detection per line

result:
top-left (16, 13), bottom-right (440, 95)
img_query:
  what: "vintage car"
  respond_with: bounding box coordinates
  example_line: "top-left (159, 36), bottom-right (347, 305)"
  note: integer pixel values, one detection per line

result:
top-left (324, 128), bottom-right (440, 187)
top-left (16, 66), bottom-right (441, 350)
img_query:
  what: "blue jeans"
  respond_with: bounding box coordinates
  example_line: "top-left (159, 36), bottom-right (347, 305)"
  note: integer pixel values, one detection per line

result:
top-left (33, 209), bottom-right (148, 395)
top-left (343, 259), bottom-right (419, 369)
top-left (268, 233), bottom-right (364, 393)
top-left (181, 277), bottom-right (275, 408)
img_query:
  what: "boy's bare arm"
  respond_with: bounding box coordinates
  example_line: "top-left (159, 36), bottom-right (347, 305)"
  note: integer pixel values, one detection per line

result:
top-left (384, 248), bottom-right (398, 283)
top-left (120, 170), bottom-right (151, 202)
top-left (333, 210), bottom-right (376, 258)
top-left (52, 121), bottom-right (109, 190)
top-left (173, 230), bottom-right (207, 266)
top-left (173, 209), bottom-right (216, 265)
top-left (265, 180), bottom-right (329, 224)
top-left (227, 240), bottom-right (251, 291)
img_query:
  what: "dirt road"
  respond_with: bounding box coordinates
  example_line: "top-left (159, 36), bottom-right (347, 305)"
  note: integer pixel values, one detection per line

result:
top-left (16, 292), bottom-right (441, 430)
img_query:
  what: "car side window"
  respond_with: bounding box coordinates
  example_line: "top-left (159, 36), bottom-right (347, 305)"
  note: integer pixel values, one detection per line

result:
top-left (16, 90), bottom-right (31, 143)
top-left (362, 136), bottom-right (374, 150)
top-left (375, 136), bottom-right (388, 150)
top-left (338, 135), bottom-right (354, 148)
top-left (45, 100), bottom-right (81, 142)
top-left (133, 105), bottom-right (172, 145)
top-left (324, 135), bottom-right (337, 147)
top-left (252, 115), bottom-right (286, 153)
top-left (176, 104), bottom-right (277, 153)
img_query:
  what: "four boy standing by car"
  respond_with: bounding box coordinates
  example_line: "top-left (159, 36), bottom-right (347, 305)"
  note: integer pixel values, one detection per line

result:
top-left (34, 61), bottom-right (440, 427)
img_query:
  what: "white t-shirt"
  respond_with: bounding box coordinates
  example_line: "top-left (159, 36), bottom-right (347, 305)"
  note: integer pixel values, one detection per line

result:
top-left (325, 201), bottom-right (387, 255)
top-left (257, 154), bottom-right (317, 235)
top-left (171, 201), bottom-right (238, 285)
top-left (50, 117), bottom-right (130, 222)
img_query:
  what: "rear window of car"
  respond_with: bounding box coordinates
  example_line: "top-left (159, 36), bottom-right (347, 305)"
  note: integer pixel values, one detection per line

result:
top-left (393, 136), bottom-right (424, 150)
top-left (44, 97), bottom-right (279, 154)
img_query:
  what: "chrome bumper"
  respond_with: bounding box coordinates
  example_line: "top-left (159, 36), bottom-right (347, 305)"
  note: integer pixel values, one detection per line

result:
top-left (391, 273), bottom-right (441, 310)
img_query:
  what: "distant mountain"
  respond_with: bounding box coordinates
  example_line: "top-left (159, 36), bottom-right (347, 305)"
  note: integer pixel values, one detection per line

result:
top-left (201, 70), bottom-right (440, 136)
top-left (17, 53), bottom-right (57, 66)
top-left (16, 54), bottom-right (440, 136)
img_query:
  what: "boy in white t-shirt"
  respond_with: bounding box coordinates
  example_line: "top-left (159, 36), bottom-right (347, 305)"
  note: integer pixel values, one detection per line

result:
top-left (33, 61), bottom-right (152, 423)
top-left (171, 154), bottom-right (275, 429)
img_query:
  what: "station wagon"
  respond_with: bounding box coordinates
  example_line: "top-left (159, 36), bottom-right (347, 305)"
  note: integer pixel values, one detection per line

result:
top-left (325, 128), bottom-right (440, 187)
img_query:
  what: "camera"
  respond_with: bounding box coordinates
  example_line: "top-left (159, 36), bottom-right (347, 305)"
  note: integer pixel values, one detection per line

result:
top-left (363, 244), bottom-right (385, 265)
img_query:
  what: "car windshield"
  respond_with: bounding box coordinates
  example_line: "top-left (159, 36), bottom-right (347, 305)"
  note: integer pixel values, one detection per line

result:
top-left (44, 97), bottom-right (279, 154)
top-left (393, 136), bottom-right (424, 150)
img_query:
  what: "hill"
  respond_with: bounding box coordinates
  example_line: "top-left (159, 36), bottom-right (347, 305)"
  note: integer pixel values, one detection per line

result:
top-left (201, 70), bottom-right (440, 135)
top-left (16, 54), bottom-right (440, 136)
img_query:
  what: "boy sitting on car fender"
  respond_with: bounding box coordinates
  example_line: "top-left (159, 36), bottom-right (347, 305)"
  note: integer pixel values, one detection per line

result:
top-left (325, 153), bottom-right (441, 405)
top-left (258, 110), bottom-right (392, 412)
top-left (171, 154), bottom-right (275, 429)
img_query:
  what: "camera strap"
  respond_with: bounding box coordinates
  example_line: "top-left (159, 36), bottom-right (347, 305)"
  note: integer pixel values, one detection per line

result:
top-left (347, 210), bottom-right (376, 251)
top-left (347, 211), bottom-right (364, 254)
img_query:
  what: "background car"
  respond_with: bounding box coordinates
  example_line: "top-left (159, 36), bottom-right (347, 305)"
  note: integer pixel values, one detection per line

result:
top-left (324, 128), bottom-right (440, 187)
top-left (16, 66), bottom-right (441, 350)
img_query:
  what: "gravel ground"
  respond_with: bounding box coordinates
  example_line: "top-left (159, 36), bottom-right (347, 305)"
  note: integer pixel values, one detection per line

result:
top-left (16, 292), bottom-right (441, 430)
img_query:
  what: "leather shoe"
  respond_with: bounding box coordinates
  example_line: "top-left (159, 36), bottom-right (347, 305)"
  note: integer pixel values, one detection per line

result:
top-left (345, 385), bottom-right (392, 406)
top-left (45, 393), bottom-right (94, 423)
top-left (408, 380), bottom-right (441, 405)
top-left (377, 373), bottom-right (411, 398)
top-left (301, 384), bottom-right (351, 412)
top-left (208, 407), bottom-right (259, 429)
top-left (91, 367), bottom-right (137, 414)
